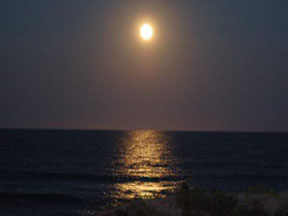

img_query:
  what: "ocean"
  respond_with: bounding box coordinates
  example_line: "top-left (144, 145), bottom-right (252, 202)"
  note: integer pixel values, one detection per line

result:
top-left (0, 129), bottom-right (287, 215)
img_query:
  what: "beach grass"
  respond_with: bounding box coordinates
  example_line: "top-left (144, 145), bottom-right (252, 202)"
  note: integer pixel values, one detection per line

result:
top-left (101, 184), bottom-right (288, 216)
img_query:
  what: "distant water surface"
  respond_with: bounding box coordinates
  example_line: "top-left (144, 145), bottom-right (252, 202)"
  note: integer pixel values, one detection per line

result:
top-left (0, 129), bottom-right (287, 215)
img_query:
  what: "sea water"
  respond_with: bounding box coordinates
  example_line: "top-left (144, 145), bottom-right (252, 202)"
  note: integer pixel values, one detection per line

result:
top-left (0, 129), bottom-right (287, 215)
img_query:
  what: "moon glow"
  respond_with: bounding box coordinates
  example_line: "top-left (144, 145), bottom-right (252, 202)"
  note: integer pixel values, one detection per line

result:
top-left (140, 24), bottom-right (153, 41)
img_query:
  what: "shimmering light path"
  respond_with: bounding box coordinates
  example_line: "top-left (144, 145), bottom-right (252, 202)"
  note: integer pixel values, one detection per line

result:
top-left (112, 130), bottom-right (181, 200)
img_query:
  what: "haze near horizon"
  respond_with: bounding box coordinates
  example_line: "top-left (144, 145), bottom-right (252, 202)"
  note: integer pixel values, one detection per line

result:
top-left (1, 0), bottom-right (288, 132)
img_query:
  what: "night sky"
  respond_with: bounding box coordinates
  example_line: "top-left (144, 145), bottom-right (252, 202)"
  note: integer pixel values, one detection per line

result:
top-left (1, 0), bottom-right (288, 131)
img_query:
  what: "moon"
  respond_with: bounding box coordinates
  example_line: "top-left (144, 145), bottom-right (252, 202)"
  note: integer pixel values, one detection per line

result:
top-left (140, 24), bottom-right (153, 41)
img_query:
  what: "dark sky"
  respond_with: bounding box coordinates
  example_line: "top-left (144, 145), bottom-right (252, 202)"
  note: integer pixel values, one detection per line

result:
top-left (1, 0), bottom-right (288, 131)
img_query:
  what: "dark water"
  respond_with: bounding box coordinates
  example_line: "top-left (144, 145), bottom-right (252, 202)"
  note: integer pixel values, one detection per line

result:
top-left (0, 129), bottom-right (288, 215)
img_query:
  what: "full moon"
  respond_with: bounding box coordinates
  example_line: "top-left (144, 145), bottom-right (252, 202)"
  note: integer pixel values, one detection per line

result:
top-left (140, 24), bottom-right (153, 41)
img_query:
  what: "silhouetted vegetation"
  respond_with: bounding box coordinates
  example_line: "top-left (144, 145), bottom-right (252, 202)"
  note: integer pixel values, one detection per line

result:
top-left (102, 183), bottom-right (288, 216)
top-left (176, 184), bottom-right (237, 216)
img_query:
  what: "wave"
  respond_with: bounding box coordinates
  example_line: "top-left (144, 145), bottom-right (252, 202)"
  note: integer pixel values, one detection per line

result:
top-left (1, 170), bottom-right (287, 183)
top-left (194, 172), bottom-right (288, 181)
top-left (0, 192), bottom-right (95, 204)
top-left (0, 171), bottom-right (186, 183)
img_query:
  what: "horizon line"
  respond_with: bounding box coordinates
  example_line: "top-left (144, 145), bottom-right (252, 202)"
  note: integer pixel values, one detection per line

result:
top-left (0, 127), bottom-right (287, 134)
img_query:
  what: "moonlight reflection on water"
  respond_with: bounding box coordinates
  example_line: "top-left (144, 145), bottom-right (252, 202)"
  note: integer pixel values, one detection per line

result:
top-left (112, 130), bottom-right (181, 200)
